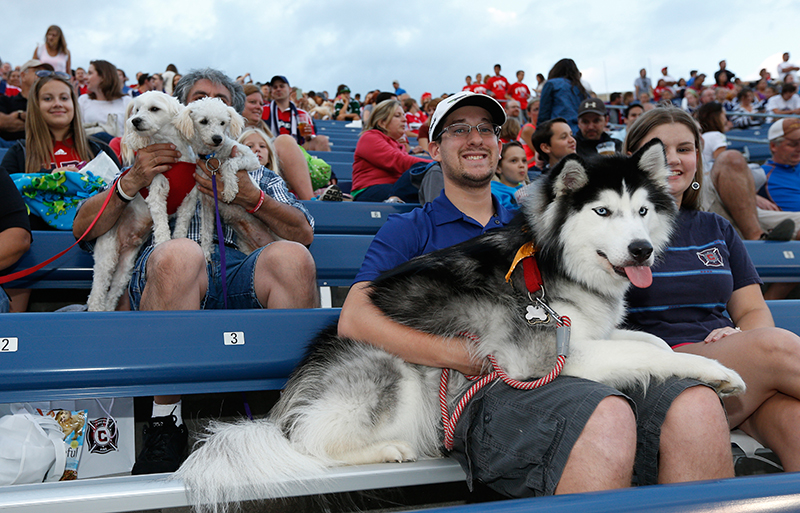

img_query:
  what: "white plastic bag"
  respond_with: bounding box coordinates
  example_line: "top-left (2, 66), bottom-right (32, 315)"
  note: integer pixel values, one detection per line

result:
top-left (0, 411), bottom-right (67, 485)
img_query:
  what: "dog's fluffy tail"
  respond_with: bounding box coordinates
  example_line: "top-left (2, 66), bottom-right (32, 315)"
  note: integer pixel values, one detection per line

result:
top-left (173, 418), bottom-right (330, 513)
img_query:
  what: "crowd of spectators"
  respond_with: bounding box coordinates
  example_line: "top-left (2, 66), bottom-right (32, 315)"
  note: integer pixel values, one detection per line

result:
top-left (5, 23), bottom-right (800, 493)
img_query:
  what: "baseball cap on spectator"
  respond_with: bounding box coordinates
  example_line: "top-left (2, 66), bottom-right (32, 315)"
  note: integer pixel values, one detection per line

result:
top-left (20, 59), bottom-right (47, 73)
top-left (421, 92), bottom-right (432, 103)
top-left (429, 91), bottom-right (506, 140)
top-left (578, 98), bottom-right (607, 118)
top-left (270, 75), bottom-right (290, 87)
top-left (768, 118), bottom-right (800, 141)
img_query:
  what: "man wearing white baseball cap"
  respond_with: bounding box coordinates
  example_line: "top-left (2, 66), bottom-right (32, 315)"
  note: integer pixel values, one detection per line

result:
top-left (762, 118), bottom-right (800, 212)
top-left (338, 91), bottom-right (731, 498)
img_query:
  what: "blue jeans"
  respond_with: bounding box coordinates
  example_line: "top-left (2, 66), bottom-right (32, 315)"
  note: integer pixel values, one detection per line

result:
top-left (129, 243), bottom-right (267, 310)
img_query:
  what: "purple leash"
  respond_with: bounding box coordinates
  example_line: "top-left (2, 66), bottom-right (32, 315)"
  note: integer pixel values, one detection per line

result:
top-left (210, 168), bottom-right (228, 309)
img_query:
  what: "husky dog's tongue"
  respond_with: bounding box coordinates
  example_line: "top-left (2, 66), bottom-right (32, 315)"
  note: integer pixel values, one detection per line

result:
top-left (625, 266), bottom-right (653, 288)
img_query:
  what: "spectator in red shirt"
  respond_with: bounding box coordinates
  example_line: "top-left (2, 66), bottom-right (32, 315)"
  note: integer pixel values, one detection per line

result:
top-left (486, 64), bottom-right (510, 105)
top-left (462, 75), bottom-right (473, 92)
top-left (508, 70), bottom-right (531, 110)
top-left (352, 99), bottom-right (429, 202)
top-left (264, 75), bottom-right (330, 153)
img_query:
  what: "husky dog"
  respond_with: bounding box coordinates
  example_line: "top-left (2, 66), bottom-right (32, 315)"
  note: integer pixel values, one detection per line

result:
top-left (87, 92), bottom-right (196, 311)
top-left (173, 97), bottom-right (265, 257)
top-left (175, 140), bottom-right (745, 512)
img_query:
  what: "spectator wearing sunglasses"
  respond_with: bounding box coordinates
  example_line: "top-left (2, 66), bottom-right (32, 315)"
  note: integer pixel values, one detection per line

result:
top-left (0, 59), bottom-right (54, 143)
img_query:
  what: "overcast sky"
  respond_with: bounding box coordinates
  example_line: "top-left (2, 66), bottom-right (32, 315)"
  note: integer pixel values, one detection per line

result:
top-left (6, 1), bottom-right (799, 100)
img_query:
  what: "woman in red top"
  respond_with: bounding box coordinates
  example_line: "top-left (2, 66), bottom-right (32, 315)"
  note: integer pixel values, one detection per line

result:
top-left (352, 100), bottom-right (429, 202)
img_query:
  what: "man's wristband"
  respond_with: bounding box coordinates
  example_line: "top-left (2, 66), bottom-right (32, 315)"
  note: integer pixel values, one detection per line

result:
top-left (115, 178), bottom-right (135, 202)
top-left (247, 189), bottom-right (265, 214)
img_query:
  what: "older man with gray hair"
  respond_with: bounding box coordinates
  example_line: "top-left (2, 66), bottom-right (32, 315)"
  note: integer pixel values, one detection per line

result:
top-left (73, 68), bottom-right (318, 475)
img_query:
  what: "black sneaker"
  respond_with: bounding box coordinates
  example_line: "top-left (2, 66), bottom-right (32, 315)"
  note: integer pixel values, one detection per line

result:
top-left (762, 218), bottom-right (796, 241)
top-left (131, 415), bottom-right (188, 475)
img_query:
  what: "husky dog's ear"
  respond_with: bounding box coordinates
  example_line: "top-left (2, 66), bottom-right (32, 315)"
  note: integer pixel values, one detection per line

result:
top-left (552, 155), bottom-right (589, 197)
top-left (174, 107), bottom-right (195, 139)
top-left (634, 138), bottom-right (670, 184)
top-left (228, 108), bottom-right (244, 138)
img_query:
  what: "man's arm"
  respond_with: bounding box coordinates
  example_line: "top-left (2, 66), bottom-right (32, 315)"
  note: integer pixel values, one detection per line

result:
top-left (193, 161), bottom-right (313, 246)
top-left (338, 281), bottom-right (486, 375)
top-left (0, 227), bottom-right (30, 271)
top-left (72, 143), bottom-right (181, 240)
top-left (0, 111), bottom-right (25, 133)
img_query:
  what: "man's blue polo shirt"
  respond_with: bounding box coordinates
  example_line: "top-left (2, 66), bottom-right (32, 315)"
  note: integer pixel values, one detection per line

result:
top-left (354, 190), bottom-right (517, 283)
top-left (760, 159), bottom-right (800, 212)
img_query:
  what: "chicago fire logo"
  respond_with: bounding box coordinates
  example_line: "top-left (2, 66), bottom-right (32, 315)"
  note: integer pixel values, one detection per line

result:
top-left (86, 417), bottom-right (119, 454)
top-left (696, 247), bottom-right (723, 267)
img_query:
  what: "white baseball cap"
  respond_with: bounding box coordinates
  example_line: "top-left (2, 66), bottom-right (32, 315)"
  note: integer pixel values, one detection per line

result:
top-left (429, 91), bottom-right (506, 140)
top-left (768, 118), bottom-right (800, 141)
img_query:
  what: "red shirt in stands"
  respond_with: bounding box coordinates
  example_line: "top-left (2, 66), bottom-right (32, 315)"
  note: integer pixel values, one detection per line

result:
top-left (508, 82), bottom-right (531, 110)
top-left (49, 139), bottom-right (83, 169)
top-left (487, 75), bottom-right (510, 103)
top-left (471, 84), bottom-right (489, 95)
top-left (263, 105), bottom-right (316, 137)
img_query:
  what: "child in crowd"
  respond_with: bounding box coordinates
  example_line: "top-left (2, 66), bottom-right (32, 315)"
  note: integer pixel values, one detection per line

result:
top-left (491, 141), bottom-right (528, 210)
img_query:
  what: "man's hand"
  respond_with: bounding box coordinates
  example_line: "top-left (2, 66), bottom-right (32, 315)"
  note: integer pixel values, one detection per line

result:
top-left (123, 143), bottom-right (182, 192)
top-left (194, 147), bottom-right (261, 209)
top-left (755, 195), bottom-right (780, 211)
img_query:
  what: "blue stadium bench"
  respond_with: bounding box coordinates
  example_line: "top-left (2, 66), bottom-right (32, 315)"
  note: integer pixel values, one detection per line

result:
top-left (1, 300), bottom-right (799, 512)
top-left (742, 240), bottom-right (800, 282)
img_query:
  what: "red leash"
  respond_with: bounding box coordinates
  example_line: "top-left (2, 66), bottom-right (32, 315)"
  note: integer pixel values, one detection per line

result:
top-left (439, 320), bottom-right (569, 450)
top-left (0, 178), bottom-right (119, 285)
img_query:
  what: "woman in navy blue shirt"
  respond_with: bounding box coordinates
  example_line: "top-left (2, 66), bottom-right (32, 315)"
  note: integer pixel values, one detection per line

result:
top-left (625, 106), bottom-right (800, 471)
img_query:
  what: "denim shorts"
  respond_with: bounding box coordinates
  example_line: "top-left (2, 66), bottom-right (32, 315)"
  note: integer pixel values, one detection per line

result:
top-left (0, 287), bottom-right (8, 313)
top-left (129, 243), bottom-right (267, 310)
top-left (448, 375), bottom-right (704, 497)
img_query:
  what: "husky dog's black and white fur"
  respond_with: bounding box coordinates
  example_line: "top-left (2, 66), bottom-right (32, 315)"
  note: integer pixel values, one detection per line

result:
top-left (175, 140), bottom-right (745, 512)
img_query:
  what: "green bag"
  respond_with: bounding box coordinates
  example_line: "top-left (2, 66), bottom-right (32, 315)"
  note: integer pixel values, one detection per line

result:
top-left (299, 147), bottom-right (332, 190)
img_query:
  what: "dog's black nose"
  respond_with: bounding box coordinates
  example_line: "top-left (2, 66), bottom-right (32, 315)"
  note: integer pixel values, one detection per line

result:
top-left (212, 135), bottom-right (223, 145)
top-left (628, 240), bottom-right (653, 264)
top-left (132, 118), bottom-right (143, 129)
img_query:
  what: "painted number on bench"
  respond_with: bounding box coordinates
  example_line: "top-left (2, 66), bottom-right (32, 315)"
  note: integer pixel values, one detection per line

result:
top-left (1, 337), bottom-right (18, 352)
top-left (370, 211), bottom-right (382, 219)
top-left (784, 251), bottom-right (796, 259)
top-left (224, 332), bottom-right (245, 346)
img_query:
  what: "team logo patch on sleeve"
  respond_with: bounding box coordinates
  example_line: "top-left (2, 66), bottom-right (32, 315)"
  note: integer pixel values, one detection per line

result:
top-left (696, 247), bottom-right (723, 267)
top-left (87, 417), bottom-right (119, 454)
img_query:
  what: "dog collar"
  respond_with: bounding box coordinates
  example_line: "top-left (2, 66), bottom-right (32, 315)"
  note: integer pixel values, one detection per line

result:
top-left (199, 152), bottom-right (221, 173)
top-left (505, 242), bottom-right (543, 294)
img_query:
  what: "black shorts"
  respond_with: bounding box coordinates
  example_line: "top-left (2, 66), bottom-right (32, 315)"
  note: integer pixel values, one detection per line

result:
top-left (448, 375), bottom-right (705, 497)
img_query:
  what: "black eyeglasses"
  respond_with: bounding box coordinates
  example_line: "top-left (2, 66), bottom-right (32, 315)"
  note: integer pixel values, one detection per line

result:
top-left (36, 70), bottom-right (71, 80)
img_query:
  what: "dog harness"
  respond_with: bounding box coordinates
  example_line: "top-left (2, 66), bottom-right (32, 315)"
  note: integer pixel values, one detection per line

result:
top-left (439, 241), bottom-right (570, 450)
top-left (137, 162), bottom-right (198, 216)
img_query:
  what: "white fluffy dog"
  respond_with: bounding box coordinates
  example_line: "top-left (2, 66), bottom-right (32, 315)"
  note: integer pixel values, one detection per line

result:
top-left (173, 97), bottom-right (264, 256)
top-left (87, 92), bottom-right (197, 311)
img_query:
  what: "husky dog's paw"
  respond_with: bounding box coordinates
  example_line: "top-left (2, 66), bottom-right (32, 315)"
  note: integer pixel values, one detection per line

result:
top-left (703, 363), bottom-right (746, 397)
top-left (378, 441), bottom-right (417, 463)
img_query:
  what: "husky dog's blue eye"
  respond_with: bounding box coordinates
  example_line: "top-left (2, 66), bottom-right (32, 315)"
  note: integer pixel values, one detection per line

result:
top-left (593, 207), bottom-right (609, 216)
top-left (639, 206), bottom-right (648, 216)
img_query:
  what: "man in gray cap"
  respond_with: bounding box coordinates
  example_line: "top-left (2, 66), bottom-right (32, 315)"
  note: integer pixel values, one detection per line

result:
top-left (337, 90), bottom-right (734, 499)
top-left (0, 59), bottom-right (53, 141)
top-left (575, 97), bottom-right (621, 158)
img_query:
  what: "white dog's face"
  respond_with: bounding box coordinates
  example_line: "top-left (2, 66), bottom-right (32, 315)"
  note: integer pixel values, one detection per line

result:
top-left (176, 97), bottom-right (245, 155)
top-left (121, 91), bottom-right (186, 164)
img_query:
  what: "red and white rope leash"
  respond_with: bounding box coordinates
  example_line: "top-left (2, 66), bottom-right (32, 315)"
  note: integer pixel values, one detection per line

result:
top-left (440, 316), bottom-right (570, 450)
